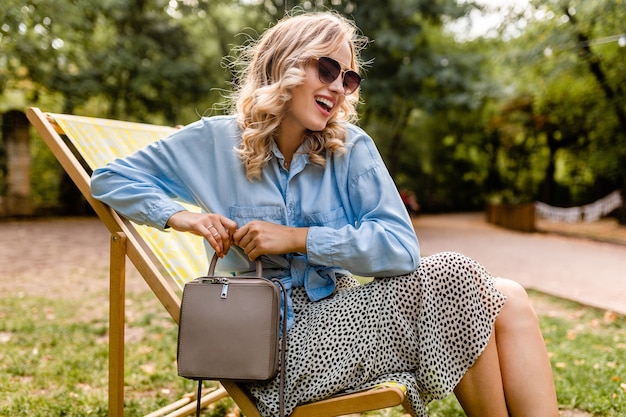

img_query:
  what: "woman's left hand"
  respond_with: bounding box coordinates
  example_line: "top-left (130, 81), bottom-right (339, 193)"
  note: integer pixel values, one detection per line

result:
top-left (233, 220), bottom-right (308, 260)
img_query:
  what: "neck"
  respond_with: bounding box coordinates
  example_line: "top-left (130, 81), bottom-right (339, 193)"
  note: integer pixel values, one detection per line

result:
top-left (276, 124), bottom-right (305, 165)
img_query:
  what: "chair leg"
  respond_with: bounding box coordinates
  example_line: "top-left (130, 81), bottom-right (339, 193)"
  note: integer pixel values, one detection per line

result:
top-left (162, 386), bottom-right (229, 417)
top-left (109, 232), bottom-right (127, 416)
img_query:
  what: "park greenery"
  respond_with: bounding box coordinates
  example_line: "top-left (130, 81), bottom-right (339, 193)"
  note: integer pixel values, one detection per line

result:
top-left (1, 0), bottom-right (625, 217)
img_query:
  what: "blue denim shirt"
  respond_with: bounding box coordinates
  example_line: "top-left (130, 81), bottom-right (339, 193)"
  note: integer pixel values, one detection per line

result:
top-left (91, 115), bottom-right (420, 329)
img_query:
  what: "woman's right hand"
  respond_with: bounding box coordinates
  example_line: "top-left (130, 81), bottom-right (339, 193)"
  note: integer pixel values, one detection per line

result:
top-left (166, 211), bottom-right (237, 257)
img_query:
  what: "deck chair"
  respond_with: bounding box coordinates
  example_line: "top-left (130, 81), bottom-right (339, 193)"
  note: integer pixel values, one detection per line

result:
top-left (27, 107), bottom-right (412, 417)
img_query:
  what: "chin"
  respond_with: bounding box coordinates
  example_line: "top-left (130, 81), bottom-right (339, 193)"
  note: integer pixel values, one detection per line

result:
top-left (308, 119), bottom-right (330, 132)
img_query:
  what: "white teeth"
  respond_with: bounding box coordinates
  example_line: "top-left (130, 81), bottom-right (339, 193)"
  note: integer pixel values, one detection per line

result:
top-left (316, 97), bottom-right (334, 109)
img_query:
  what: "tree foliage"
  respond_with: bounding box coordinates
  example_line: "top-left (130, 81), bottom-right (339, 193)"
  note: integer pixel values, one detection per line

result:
top-left (1, 0), bottom-right (267, 125)
top-left (1, 0), bottom-right (625, 216)
top-left (491, 0), bottom-right (626, 211)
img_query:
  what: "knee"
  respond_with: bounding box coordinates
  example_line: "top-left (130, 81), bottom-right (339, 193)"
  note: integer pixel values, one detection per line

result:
top-left (494, 277), bottom-right (529, 301)
top-left (493, 278), bottom-right (539, 331)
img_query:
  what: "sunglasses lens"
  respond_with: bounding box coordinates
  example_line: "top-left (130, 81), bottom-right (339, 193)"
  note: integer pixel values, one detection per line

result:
top-left (343, 71), bottom-right (361, 95)
top-left (318, 57), bottom-right (340, 84)
top-left (317, 57), bottom-right (362, 95)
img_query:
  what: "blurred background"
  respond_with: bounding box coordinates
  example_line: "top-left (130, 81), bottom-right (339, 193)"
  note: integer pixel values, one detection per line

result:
top-left (1, 0), bottom-right (624, 226)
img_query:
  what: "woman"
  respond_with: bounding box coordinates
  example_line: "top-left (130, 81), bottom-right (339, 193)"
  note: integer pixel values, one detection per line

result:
top-left (91, 11), bottom-right (559, 417)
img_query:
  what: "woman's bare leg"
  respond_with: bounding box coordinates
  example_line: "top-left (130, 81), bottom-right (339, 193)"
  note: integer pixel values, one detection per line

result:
top-left (455, 278), bottom-right (559, 417)
top-left (493, 278), bottom-right (559, 417)
top-left (454, 333), bottom-right (509, 417)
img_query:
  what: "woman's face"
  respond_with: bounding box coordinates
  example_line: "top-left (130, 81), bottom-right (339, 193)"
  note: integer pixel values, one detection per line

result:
top-left (279, 42), bottom-right (354, 141)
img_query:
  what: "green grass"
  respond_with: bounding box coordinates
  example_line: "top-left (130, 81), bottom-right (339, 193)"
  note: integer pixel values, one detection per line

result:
top-left (0, 290), bottom-right (223, 417)
top-left (0, 289), bottom-right (624, 416)
top-left (535, 291), bottom-right (626, 416)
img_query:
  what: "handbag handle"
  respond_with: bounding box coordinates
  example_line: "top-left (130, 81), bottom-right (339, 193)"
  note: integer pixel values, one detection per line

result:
top-left (207, 253), bottom-right (263, 277)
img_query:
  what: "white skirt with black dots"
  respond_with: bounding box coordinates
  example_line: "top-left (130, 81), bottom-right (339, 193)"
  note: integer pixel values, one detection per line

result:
top-left (247, 251), bottom-right (507, 417)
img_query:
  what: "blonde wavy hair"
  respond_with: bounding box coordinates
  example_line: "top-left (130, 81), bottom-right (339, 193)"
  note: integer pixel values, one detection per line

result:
top-left (230, 11), bottom-right (367, 181)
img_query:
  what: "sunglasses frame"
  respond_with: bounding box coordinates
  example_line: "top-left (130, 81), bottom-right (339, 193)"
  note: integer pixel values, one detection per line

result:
top-left (316, 56), bottom-right (361, 95)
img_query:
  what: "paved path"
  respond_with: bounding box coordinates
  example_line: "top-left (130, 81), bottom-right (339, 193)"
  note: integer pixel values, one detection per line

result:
top-left (0, 217), bottom-right (145, 300)
top-left (413, 213), bottom-right (626, 315)
top-left (1, 213), bottom-right (625, 315)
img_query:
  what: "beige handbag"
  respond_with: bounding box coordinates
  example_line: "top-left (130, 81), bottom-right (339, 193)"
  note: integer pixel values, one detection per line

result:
top-left (177, 253), bottom-right (288, 416)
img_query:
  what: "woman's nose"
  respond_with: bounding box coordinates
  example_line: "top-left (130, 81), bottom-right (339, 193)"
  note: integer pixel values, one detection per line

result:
top-left (328, 74), bottom-right (345, 94)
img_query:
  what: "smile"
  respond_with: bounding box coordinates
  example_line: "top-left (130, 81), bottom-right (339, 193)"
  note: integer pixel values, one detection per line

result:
top-left (315, 96), bottom-right (335, 112)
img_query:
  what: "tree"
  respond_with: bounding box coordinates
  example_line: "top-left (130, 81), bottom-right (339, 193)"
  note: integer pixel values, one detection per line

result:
top-left (500, 0), bottom-right (626, 219)
top-left (3, 0), bottom-right (623, 216)
top-left (0, 0), bottom-right (258, 125)
top-left (560, 1), bottom-right (626, 222)
top-left (0, 0), bottom-right (269, 213)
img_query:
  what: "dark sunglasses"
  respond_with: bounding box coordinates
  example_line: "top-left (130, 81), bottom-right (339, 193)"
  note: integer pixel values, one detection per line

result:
top-left (317, 56), bottom-right (362, 95)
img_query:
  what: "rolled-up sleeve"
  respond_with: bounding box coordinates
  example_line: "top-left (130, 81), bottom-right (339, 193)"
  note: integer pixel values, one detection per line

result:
top-left (91, 131), bottom-right (198, 229)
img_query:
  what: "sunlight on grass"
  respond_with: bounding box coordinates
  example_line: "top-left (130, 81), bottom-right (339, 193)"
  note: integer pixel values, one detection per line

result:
top-left (533, 291), bottom-right (626, 417)
top-left (1, 288), bottom-right (624, 416)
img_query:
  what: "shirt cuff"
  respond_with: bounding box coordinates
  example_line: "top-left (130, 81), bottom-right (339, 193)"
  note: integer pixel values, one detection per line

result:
top-left (148, 201), bottom-right (187, 230)
top-left (306, 226), bottom-right (335, 266)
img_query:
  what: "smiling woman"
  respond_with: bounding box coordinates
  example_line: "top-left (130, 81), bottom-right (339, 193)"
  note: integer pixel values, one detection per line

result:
top-left (90, 10), bottom-right (559, 417)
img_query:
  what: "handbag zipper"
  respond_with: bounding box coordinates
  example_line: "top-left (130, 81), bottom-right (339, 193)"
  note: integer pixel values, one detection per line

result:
top-left (200, 277), bottom-right (230, 299)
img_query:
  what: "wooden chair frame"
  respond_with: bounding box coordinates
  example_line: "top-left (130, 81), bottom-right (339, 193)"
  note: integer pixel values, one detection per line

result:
top-left (26, 107), bottom-right (411, 417)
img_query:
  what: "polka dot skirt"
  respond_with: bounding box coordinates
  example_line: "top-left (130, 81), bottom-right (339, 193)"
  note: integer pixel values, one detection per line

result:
top-left (247, 252), bottom-right (507, 417)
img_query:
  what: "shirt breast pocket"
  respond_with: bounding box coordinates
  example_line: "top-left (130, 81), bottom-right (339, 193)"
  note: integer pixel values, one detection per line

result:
top-left (229, 205), bottom-right (285, 226)
top-left (303, 206), bottom-right (347, 228)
